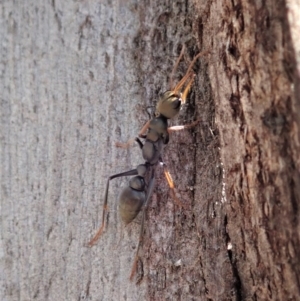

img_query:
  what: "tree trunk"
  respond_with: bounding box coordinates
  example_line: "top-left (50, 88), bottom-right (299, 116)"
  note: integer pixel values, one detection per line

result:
top-left (1, 0), bottom-right (299, 301)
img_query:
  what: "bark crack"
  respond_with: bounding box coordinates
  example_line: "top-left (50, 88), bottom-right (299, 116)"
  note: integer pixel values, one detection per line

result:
top-left (224, 214), bottom-right (242, 301)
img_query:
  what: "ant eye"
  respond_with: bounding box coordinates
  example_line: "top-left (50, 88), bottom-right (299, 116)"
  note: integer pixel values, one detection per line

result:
top-left (172, 99), bottom-right (181, 109)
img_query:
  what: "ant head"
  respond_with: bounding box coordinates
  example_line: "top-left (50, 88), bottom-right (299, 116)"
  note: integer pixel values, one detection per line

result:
top-left (156, 48), bottom-right (208, 120)
top-left (156, 71), bottom-right (195, 119)
top-left (156, 48), bottom-right (208, 119)
top-left (156, 91), bottom-right (182, 119)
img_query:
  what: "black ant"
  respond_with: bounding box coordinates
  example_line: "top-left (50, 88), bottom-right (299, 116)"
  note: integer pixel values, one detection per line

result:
top-left (88, 46), bottom-right (209, 280)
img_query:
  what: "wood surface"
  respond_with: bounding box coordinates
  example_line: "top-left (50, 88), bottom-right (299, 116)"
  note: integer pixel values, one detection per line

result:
top-left (1, 0), bottom-right (300, 300)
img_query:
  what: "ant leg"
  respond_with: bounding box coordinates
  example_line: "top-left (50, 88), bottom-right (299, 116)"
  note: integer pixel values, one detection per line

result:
top-left (161, 162), bottom-right (187, 209)
top-left (169, 45), bottom-right (186, 90)
top-left (184, 49), bottom-right (210, 77)
top-left (135, 137), bottom-right (144, 149)
top-left (115, 120), bottom-right (150, 149)
top-left (88, 169), bottom-right (139, 247)
top-left (130, 169), bottom-right (155, 281)
top-left (181, 74), bottom-right (195, 104)
top-left (168, 119), bottom-right (201, 133)
top-left (115, 138), bottom-right (136, 149)
top-left (172, 49), bottom-right (210, 96)
top-left (138, 120), bottom-right (150, 137)
top-left (115, 137), bottom-right (144, 149)
top-left (173, 71), bottom-right (194, 95)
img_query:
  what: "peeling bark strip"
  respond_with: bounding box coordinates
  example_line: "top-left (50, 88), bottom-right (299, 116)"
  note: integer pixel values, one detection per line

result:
top-left (1, 1), bottom-right (299, 301)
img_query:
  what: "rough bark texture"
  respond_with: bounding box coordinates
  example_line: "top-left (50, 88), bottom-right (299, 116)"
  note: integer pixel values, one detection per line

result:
top-left (206, 1), bottom-right (300, 300)
top-left (1, 1), bottom-right (299, 301)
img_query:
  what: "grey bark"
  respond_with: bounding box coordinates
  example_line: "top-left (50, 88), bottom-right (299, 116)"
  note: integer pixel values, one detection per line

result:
top-left (1, 0), bottom-right (299, 301)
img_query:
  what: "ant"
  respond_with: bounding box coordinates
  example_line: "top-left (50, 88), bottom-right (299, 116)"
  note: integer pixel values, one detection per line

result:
top-left (88, 46), bottom-right (209, 281)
